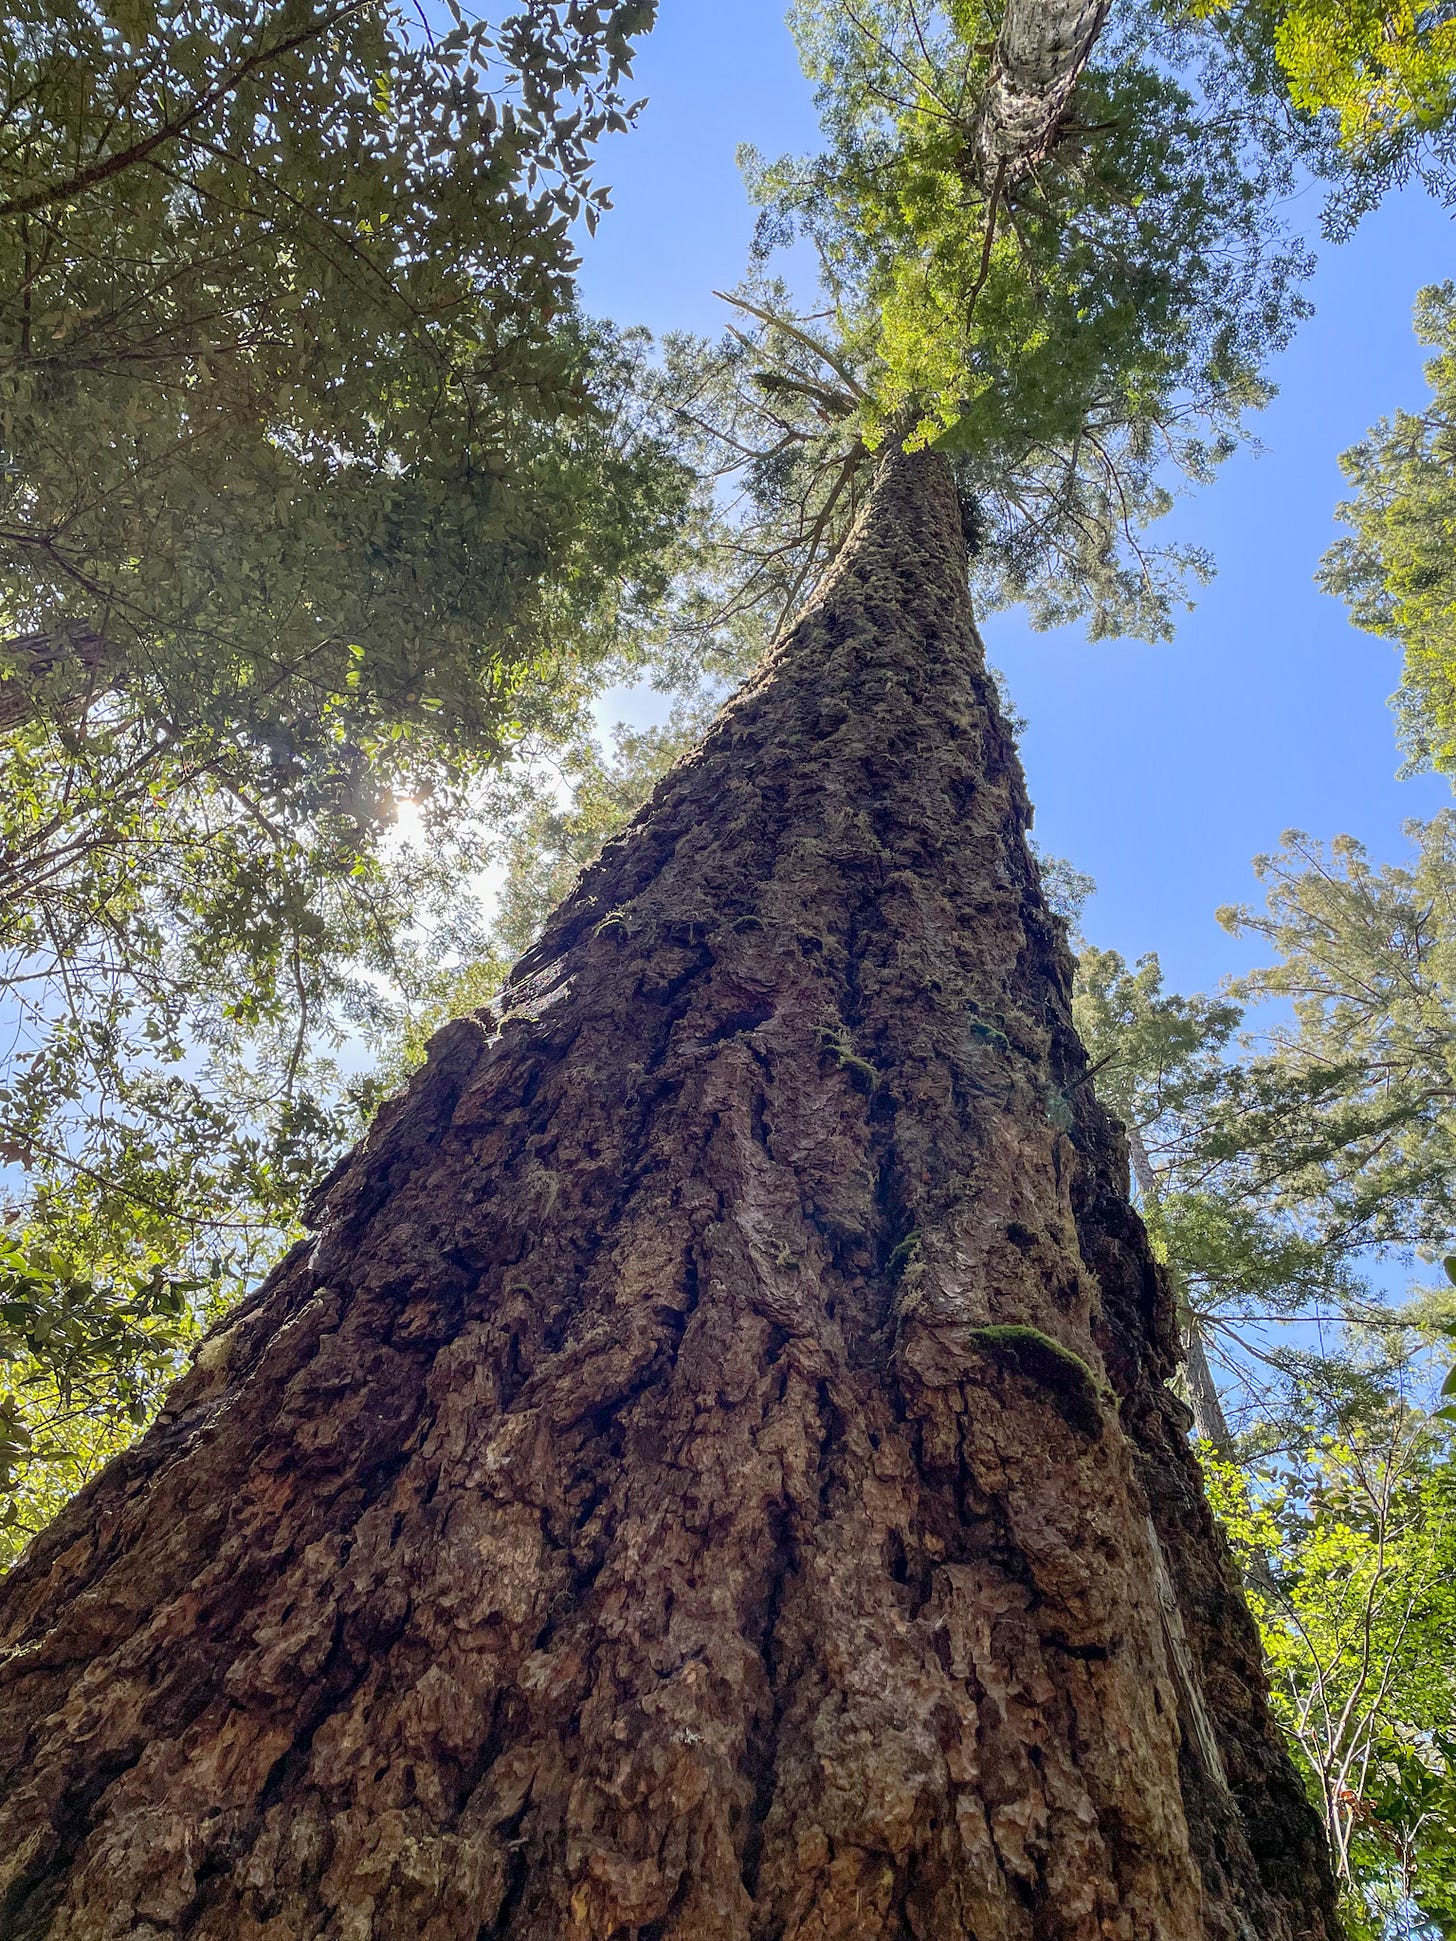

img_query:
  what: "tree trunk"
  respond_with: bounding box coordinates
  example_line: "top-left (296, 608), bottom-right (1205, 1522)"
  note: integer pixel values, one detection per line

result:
top-left (1126, 1127), bottom-right (1238, 1463)
top-left (1125, 1127), bottom-right (1283, 1607)
top-left (0, 626), bottom-right (114, 732)
top-left (970, 0), bottom-right (1112, 191)
top-left (0, 453), bottom-right (1339, 1941)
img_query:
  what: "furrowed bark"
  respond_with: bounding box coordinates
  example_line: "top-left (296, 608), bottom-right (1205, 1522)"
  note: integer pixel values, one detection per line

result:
top-left (0, 453), bottom-right (1339, 1940)
top-left (970, 0), bottom-right (1113, 190)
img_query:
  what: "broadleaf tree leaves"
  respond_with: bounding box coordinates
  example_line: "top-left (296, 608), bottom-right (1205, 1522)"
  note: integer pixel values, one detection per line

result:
top-left (0, 0), bottom-right (689, 1540)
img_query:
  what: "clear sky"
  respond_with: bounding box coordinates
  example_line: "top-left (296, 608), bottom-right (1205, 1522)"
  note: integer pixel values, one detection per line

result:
top-left (573, 0), bottom-right (1455, 1003)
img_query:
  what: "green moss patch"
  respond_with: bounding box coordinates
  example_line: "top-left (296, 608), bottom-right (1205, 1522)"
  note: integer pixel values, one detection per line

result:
top-left (966, 1324), bottom-right (1105, 1436)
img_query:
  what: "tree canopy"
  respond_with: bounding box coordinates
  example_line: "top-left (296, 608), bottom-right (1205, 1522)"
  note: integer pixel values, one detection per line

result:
top-left (648, 0), bottom-right (1456, 660)
top-left (1197, 0), bottom-right (1456, 231)
top-left (658, 0), bottom-right (1314, 644)
top-left (0, 0), bottom-right (677, 764)
top-left (0, 0), bottom-right (687, 1528)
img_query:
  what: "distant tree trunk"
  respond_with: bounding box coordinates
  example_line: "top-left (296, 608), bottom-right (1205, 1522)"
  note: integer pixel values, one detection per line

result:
top-left (1126, 1124), bottom-right (1283, 1609)
top-left (0, 625), bottom-right (114, 731)
top-left (0, 454), bottom-right (1339, 1941)
top-left (970, 0), bottom-right (1112, 191)
top-left (1126, 1126), bottom-right (1238, 1462)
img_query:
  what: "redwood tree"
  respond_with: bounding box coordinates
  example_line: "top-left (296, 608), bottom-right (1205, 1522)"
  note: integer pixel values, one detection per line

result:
top-left (0, 453), bottom-right (1338, 1938)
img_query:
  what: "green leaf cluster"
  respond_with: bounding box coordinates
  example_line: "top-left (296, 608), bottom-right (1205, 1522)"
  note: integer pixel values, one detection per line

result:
top-left (0, 1), bottom-right (682, 772)
top-left (0, 0), bottom-right (695, 1539)
top-left (1216, 817), bottom-right (1456, 1255)
top-left (0, 1229), bottom-right (200, 1551)
top-left (669, 0), bottom-right (1320, 642)
top-left (760, 9), bottom-right (1286, 459)
top-left (1204, 1389), bottom-right (1456, 1938)
top-left (1323, 286), bottom-right (1456, 783)
top-left (1190, 0), bottom-right (1456, 231)
top-left (1072, 941), bottom-right (1361, 1346)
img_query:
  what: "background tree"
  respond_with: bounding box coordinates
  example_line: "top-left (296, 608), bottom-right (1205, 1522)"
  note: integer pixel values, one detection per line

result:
top-left (1215, 816), bottom-right (1456, 1258)
top-left (1206, 1358), bottom-right (1456, 1940)
top-left (1068, 816), bottom-right (1456, 1443)
top-left (0, 0), bottom-right (671, 757)
top-left (0, 0), bottom-right (685, 1515)
top-left (1192, 0), bottom-right (1456, 234)
top-left (1323, 285), bottom-right (1456, 782)
top-left (1072, 818), bottom-right (1456, 1936)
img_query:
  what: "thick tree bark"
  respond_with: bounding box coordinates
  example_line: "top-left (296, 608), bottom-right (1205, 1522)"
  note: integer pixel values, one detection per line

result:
top-left (969, 0), bottom-right (1112, 191)
top-left (0, 453), bottom-right (1339, 1940)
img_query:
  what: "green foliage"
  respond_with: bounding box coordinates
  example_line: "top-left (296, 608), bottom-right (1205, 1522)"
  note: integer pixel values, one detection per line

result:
top-left (0, 1380), bottom-right (150, 1567)
top-left (659, 0), bottom-right (1321, 645)
top-left (1271, 0), bottom-right (1456, 153)
top-left (1191, 0), bottom-right (1456, 231)
top-left (0, 0), bottom-right (678, 771)
top-left (1322, 286), bottom-right (1456, 782)
top-left (0, 0), bottom-right (691, 1540)
top-left (1074, 939), bottom-right (1243, 1152)
top-left (0, 738), bottom-right (519, 1525)
top-left (762, 7), bottom-right (1289, 462)
top-left (1217, 816), bottom-right (1456, 1255)
top-left (0, 1231), bottom-right (195, 1484)
top-left (1071, 812), bottom-right (1456, 1930)
top-left (1073, 940), bottom-right (1360, 1354)
top-left (1204, 1371), bottom-right (1456, 1938)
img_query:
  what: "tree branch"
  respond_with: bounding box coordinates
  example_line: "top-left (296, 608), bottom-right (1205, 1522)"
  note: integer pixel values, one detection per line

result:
top-left (0, 0), bottom-right (374, 221)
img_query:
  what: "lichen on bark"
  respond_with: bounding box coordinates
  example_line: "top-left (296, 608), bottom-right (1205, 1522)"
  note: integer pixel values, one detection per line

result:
top-left (0, 453), bottom-right (1340, 1940)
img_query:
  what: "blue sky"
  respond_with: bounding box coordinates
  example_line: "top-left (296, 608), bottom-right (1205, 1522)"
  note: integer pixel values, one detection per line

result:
top-left (574, 0), bottom-right (1455, 1002)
